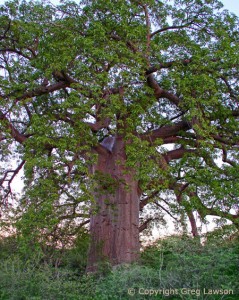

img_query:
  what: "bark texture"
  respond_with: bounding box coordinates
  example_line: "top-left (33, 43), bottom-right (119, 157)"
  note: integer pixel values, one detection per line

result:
top-left (87, 137), bottom-right (140, 271)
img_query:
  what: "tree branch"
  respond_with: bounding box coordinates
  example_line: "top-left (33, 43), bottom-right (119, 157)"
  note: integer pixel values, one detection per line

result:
top-left (220, 75), bottom-right (239, 102)
top-left (176, 183), bottom-right (239, 227)
top-left (0, 48), bottom-right (32, 60)
top-left (139, 218), bottom-right (153, 232)
top-left (151, 21), bottom-right (195, 38)
top-left (141, 120), bottom-right (190, 143)
top-left (86, 118), bottom-right (111, 132)
top-left (222, 147), bottom-right (237, 167)
top-left (59, 213), bottom-right (89, 220)
top-left (13, 81), bottom-right (70, 103)
top-left (146, 59), bottom-right (192, 75)
top-left (154, 201), bottom-right (178, 222)
top-left (0, 160), bottom-right (25, 200)
top-left (146, 74), bottom-right (180, 105)
top-left (140, 190), bottom-right (159, 210)
top-left (163, 147), bottom-right (196, 163)
top-left (0, 110), bottom-right (27, 144)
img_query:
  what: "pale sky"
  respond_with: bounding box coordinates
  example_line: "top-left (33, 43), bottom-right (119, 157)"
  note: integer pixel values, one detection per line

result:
top-left (221, 0), bottom-right (239, 16)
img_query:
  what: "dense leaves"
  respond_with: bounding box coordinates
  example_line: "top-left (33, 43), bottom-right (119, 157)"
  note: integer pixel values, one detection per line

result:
top-left (0, 234), bottom-right (238, 299)
top-left (0, 0), bottom-right (239, 259)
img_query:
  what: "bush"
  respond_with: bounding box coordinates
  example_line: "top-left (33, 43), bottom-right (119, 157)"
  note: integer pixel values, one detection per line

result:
top-left (0, 234), bottom-right (238, 299)
top-left (0, 256), bottom-right (82, 300)
top-left (140, 235), bottom-right (239, 299)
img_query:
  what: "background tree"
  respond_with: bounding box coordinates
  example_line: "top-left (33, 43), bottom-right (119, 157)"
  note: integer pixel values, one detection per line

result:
top-left (0, 0), bottom-right (239, 271)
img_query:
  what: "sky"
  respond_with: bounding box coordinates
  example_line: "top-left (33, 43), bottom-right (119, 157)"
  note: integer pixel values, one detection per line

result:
top-left (220, 0), bottom-right (239, 16)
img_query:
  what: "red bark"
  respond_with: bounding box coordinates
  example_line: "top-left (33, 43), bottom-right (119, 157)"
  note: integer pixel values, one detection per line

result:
top-left (87, 137), bottom-right (140, 271)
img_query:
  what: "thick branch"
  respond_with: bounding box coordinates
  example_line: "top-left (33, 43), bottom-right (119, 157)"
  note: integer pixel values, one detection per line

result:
top-left (93, 143), bottom-right (111, 156)
top-left (147, 74), bottom-right (180, 105)
top-left (13, 81), bottom-right (70, 103)
top-left (139, 218), bottom-right (153, 232)
top-left (146, 59), bottom-right (192, 75)
top-left (0, 111), bottom-right (27, 144)
top-left (86, 117), bottom-right (111, 132)
top-left (163, 147), bottom-right (196, 163)
top-left (142, 120), bottom-right (190, 143)
top-left (187, 211), bottom-right (199, 237)
top-left (140, 190), bottom-right (159, 210)
top-left (222, 147), bottom-right (237, 167)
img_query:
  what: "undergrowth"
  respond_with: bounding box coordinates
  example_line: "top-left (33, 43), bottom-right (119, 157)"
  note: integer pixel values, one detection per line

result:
top-left (0, 233), bottom-right (238, 300)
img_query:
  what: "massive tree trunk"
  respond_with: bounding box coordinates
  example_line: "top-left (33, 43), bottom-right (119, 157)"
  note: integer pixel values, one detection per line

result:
top-left (87, 137), bottom-right (140, 272)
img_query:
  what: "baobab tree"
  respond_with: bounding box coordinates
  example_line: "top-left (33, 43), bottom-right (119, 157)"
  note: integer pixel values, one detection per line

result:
top-left (0, 0), bottom-right (239, 271)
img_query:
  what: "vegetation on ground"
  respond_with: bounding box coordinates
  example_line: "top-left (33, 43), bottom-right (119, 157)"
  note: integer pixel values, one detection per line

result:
top-left (0, 230), bottom-right (238, 300)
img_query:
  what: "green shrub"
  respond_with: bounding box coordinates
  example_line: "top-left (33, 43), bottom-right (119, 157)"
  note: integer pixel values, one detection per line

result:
top-left (0, 234), bottom-right (238, 299)
top-left (140, 235), bottom-right (239, 299)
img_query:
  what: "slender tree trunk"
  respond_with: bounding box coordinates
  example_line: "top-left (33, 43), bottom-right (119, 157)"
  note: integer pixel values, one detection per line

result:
top-left (87, 137), bottom-right (140, 272)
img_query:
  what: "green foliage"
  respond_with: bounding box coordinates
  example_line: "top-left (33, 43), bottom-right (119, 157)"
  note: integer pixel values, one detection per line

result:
top-left (0, 0), bottom-right (239, 286)
top-left (0, 257), bottom-right (83, 300)
top-left (0, 0), bottom-right (238, 219)
top-left (0, 234), bottom-right (238, 299)
top-left (61, 230), bottom-right (90, 273)
top-left (142, 235), bottom-right (239, 294)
